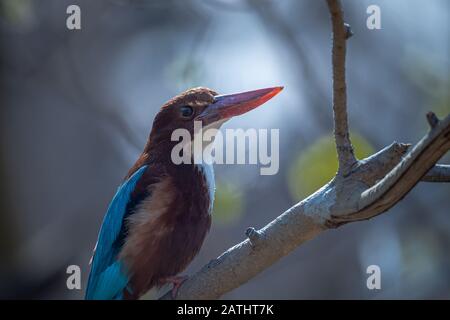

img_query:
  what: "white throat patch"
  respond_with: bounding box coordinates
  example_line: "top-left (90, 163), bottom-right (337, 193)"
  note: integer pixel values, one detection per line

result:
top-left (196, 163), bottom-right (215, 213)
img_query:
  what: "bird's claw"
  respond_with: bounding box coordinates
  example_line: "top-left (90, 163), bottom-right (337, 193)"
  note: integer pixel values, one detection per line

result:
top-left (163, 275), bottom-right (189, 299)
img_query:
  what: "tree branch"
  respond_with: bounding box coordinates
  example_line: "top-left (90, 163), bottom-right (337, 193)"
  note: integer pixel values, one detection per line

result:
top-left (160, 113), bottom-right (449, 299)
top-left (327, 0), bottom-right (357, 175)
top-left (326, 113), bottom-right (450, 226)
top-left (358, 116), bottom-right (450, 210)
top-left (158, 0), bottom-right (450, 300)
top-left (423, 164), bottom-right (450, 182)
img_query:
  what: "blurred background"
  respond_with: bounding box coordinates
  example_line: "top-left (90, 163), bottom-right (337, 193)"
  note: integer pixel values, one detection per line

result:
top-left (0, 0), bottom-right (449, 299)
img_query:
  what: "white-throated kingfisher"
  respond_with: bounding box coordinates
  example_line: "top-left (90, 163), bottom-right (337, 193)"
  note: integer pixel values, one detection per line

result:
top-left (85, 86), bottom-right (283, 300)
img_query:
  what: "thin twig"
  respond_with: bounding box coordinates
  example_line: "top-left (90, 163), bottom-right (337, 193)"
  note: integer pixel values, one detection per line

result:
top-left (326, 0), bottom-right (357, 175)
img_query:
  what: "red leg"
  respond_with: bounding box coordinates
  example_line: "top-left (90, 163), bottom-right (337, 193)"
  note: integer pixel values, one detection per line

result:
top-left (161, 275), bottom-right (189, 299)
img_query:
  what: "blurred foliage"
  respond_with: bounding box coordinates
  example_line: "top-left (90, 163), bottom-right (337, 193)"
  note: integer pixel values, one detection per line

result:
top-left (1, 0), bottom-right (32, 26)
top-left (288, 133), bottom-right (374, 200)
top-left (212, 181), bottom-right (244, 226)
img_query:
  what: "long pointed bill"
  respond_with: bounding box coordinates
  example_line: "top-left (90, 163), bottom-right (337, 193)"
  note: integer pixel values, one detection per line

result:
top-left (195, 86), bottom-right (283, 126)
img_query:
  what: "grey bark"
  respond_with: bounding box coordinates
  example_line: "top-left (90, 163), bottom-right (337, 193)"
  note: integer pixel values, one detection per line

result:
top-left (159, 0), bottom-right (450, 300)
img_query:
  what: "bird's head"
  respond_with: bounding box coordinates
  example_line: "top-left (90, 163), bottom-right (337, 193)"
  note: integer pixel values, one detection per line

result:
top-left (146, 86), bottom-right (283, 160)
top-left (130, 86), bottom-right (283, 178)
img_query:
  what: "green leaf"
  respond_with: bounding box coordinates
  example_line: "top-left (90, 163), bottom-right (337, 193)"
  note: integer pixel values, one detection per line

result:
top-left (1, 0), bottom-right (32, 25)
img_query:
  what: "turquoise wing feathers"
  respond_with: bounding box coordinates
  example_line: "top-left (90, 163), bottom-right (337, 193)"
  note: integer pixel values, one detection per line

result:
top-left (85, 166), bottom-right (147, 300)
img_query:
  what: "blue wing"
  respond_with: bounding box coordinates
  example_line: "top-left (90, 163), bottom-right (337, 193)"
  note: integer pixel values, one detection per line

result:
top-left (85, 166), bottom-right (148, 300)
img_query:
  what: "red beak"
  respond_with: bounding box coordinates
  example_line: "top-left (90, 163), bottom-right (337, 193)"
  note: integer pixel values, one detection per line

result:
top-left (196, 86), bottom-right (283, 126)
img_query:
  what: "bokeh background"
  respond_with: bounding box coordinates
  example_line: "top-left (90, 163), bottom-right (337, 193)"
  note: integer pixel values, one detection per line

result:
top-left (0, 0), bottom-right (449, 299)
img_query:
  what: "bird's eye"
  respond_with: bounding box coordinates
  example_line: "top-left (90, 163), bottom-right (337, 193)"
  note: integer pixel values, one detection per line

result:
top-left (180, 106), bottom-right (194, 118)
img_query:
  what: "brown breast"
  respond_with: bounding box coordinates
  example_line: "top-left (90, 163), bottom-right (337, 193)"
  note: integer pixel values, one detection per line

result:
top-left (119, 163), bottom-right (212, 298)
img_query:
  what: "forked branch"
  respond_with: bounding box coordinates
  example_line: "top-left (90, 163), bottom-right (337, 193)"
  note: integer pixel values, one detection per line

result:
top-left (326, 0), bottom-right (357, 175)
top-left (159, 0), bottom-right (449, 300)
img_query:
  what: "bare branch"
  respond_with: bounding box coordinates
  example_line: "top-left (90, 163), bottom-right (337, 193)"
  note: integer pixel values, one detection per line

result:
top-left (245, 227), bottom-right (262, 247)
top-left (358, 115), bottom-right (450, 208)
top-left (423, 164), bottom-right (450, 182)
top-left (157, 1), bottom-right (450, 301)
top-left (159, 112), bottom-right (449, 300)
top-left (327, 0), bottom-right (357, 175)
top-left (427, 111), bottom-right (440, 128)
top-left (344, 23), bottom-right (353, 39)
top-left (327, 114), bottom-right (450, 225)
top-left (353, 142), bottom-right (448, 184)
top-left (160, 207), bottom-right (324, 300)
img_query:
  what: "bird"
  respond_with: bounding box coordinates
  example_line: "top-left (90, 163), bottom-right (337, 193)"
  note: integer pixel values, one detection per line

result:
top-left (85, 86), bottom-right (283, 300)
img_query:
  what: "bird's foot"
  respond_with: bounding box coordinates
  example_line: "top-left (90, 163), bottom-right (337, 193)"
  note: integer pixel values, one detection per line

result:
top-left (162, 275), bottom-right (189, 299)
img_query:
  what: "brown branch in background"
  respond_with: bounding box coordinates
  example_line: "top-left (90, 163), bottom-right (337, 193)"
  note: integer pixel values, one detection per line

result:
top-left (326, 0), bottom-right (357, 175)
